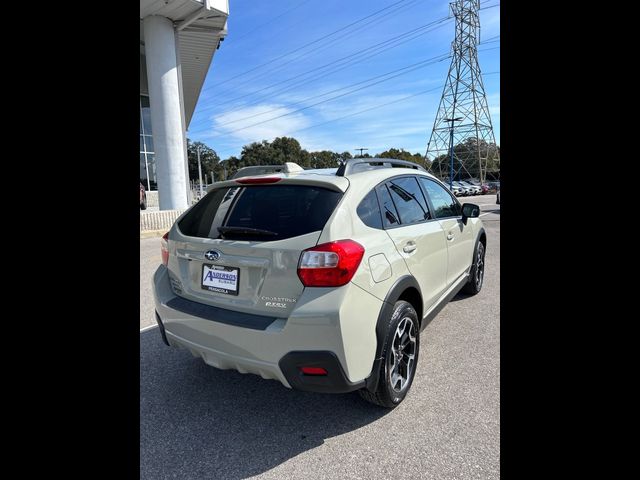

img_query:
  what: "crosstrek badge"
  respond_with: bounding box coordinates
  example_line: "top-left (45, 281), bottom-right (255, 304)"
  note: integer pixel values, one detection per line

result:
top-left (201, 265), bottom-right (239, 295)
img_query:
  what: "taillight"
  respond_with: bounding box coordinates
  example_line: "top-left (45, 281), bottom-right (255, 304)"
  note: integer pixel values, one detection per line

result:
top-left (297, 240), bottom-right (365, 287)
top-left (160, 232), bottom-right (169, 266)
top-left (235, 177), bottom-right (281, 184)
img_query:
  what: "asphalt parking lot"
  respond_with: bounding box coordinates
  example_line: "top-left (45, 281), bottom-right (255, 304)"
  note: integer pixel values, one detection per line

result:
top-left (140, 194), bottom-right (500, 479)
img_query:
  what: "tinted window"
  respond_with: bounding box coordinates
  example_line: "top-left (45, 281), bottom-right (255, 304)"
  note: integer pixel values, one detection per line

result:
top-left (375, 184), bottom-right (400, 227)
top-left (386, 177), bottom-right (430, 224)
top-left (178, 185), bottom-right (342, 241)
top-left (178, 187), bottom-right (230, 238)
top-left (357, 190), bottom-right (383, 229)
top-left (419, 178), bottom-right (462, 218)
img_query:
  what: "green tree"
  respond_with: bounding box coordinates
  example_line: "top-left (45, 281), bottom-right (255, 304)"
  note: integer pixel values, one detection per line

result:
top-left (187, 140), bottom-right (220, 184)
top-left (236, 136), bottom-right (311, 169)
top-left (272, 137), bottom-right (312, 167)
top-left (218, 156), bottom-right (240, 180)
top-left (429, 139), bottom-right (499, 180)
top-left (377, 148), bottom-right (428, 168)
top-left (240, 141), bottom-right (278, 166)
top-left (308, 150), bottom-right (345, 168)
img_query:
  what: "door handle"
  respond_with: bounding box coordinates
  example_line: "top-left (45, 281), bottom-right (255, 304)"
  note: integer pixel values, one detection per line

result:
top-left (403, 242), bottom-right (417, 253)
top-left (447, 233), bottom-right (454, 241)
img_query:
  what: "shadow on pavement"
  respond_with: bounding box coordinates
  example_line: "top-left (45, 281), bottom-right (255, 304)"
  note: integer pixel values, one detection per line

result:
top-left (140, 330), bottom-right (389, 479)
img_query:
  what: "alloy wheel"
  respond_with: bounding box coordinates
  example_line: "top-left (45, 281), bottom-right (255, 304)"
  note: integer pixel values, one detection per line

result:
top-left (388, 317), bottom-right (417, 392)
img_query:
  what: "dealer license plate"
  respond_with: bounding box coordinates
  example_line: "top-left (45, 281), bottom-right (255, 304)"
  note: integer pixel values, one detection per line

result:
top-left (201, 264), bottom-right (239, 295)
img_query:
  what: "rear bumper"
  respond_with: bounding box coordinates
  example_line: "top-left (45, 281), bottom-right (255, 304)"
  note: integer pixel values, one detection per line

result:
top-left (152, 265), bottom-right (382, 392)
top-left (279, 351), bottom-right (365, 393)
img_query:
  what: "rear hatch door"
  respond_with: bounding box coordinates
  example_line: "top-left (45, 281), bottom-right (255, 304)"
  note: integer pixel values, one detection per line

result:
top-left (169, 179), bottom-right (346, 318)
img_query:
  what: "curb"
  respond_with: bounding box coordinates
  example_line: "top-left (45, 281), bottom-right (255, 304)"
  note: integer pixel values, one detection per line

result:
top-left (140, 229), bottom-right (167, 239)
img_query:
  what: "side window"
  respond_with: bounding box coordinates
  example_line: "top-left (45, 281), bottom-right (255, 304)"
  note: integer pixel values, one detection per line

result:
top-left (357, 190), bottom-right (383, 229)
top-left (386, 177), bottom-right (431, 224)
top-left (419, 178), bottom-right (462, 218)
top-left (375, 184), bottom-right (400, 228)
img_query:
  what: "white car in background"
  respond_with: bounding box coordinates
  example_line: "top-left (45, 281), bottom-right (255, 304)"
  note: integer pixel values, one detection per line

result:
top-left (458, 180), bottom-right (481, 195)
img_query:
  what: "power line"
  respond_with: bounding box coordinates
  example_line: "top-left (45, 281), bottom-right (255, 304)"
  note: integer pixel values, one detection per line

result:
top-left (202, 68), bottom-right (499, 158)
top-left (481, 34), bottom-right (500, 43)
top-left (188, 2), bottom-right (499, 156)
top-left (195, 17), bottom-right (452, 121)
top-left (211, 0), bottom-right (428, 96)
top-left (479, 2), bottom-right (500, 10)
top-left (225, 0), bottom-right (313, 46)
top-left (291, 86), bottom-right (444, 135)
top-left (197, 0), bottom-right (428, 109)
top-left (211, 85), bottom-right (445, 159)
top-left (200, 1), bottom-right (497, 111)
top-left (194, 49), bottom-right (501, 138)
top-left (196, 15), bottom-right (450, 114)
top-left (188, 52), bottom-right (451, 137)
top-left (211, 0), bottom-right (412, 88)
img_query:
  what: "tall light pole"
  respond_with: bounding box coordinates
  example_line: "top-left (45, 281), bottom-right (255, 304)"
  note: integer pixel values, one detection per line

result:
top-left (196, 145), bottom-right (204, 197)
top-left (219, 159), bottom-right (228, 180)
top-left (355, 147), bottom-right (368, 158)
top-left (444, 117), bottom-right (462, 189)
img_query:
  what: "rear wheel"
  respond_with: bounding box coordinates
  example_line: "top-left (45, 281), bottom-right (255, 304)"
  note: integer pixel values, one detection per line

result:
top-left (462, 241), bottom-right (485, 295)
top-left (358, 301), bottom-right (419, 408)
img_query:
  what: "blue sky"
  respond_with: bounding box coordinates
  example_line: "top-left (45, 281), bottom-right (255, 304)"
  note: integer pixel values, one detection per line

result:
top-left (187, 0), bottom-right (500, 159)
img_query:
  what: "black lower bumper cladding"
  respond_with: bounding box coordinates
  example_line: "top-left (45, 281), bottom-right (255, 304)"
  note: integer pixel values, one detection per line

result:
top-left (279, 351), bottom-right (365, 394)
top-left (155, 311), bottom-right (170, 346)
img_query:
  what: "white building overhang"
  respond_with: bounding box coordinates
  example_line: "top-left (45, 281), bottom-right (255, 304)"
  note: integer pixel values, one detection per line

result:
top-left (140, 0), bottom-right (229, 126)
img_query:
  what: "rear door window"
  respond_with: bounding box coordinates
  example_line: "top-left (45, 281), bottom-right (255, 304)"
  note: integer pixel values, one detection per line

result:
top-left (386, 177), bottom-right (431, 224)
top-left (178, 185), bottom-right (343, 241)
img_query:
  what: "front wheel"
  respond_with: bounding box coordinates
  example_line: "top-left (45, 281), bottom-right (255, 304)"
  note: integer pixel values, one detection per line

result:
top-left (358, 301), bottom-right (420, 408)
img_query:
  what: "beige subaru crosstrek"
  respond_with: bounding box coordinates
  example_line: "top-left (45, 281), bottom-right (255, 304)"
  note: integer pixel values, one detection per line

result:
top-left (152, 158), bottom-right (486, 408)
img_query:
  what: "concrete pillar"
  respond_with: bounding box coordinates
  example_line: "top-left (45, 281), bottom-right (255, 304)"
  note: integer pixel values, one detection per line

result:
top-left (143, 15), bottom-right (188, 210)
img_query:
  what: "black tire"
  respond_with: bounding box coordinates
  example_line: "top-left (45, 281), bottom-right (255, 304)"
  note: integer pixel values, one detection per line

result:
top-left (140, 195), bottom-right (147, 210)
top-left (358, 301), bottom-right (420, 408)
top-left (462, 240), bottom-right (485, 295)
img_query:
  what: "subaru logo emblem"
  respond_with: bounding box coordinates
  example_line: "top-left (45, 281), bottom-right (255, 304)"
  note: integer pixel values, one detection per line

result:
top-left (204, 250), bottom-right (221, 261)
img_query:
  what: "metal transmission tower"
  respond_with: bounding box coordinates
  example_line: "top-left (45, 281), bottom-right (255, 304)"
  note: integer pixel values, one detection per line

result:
top-left (426, 0), bottom-right (499, 185)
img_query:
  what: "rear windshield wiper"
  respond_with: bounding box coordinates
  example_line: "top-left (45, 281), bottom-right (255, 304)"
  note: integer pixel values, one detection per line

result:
top-left (218, 226), bottom-right (279, 238)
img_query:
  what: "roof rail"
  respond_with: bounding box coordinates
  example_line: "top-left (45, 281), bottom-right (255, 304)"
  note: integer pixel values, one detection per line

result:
top-left (336, 157), bottom-right (427, 177)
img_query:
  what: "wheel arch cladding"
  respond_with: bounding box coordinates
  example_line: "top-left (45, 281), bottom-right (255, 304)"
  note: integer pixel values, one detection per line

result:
top-left (473, 227), bottom-right (487, 263)
top-left (478, 227), bottom-right (487, 247)
top-left (365, 275), bottom-right (422, 392)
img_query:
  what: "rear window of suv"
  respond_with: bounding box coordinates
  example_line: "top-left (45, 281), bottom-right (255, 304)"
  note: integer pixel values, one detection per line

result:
top-left (178, 185), bottom-right (343, 241)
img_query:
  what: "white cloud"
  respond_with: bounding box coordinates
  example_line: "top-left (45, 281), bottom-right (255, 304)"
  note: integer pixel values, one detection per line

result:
top-left (210, 104), bottom-right (311, 143)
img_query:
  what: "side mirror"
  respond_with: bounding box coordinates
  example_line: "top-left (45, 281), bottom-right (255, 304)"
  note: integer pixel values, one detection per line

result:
top-left (461, 203), bottom-right (480, 225)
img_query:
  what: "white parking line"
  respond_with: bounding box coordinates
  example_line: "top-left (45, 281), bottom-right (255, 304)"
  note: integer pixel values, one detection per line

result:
top-left (140, 324), bottom-right (158, 333)
top-left (480, 212), bottom-right (493, 217)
